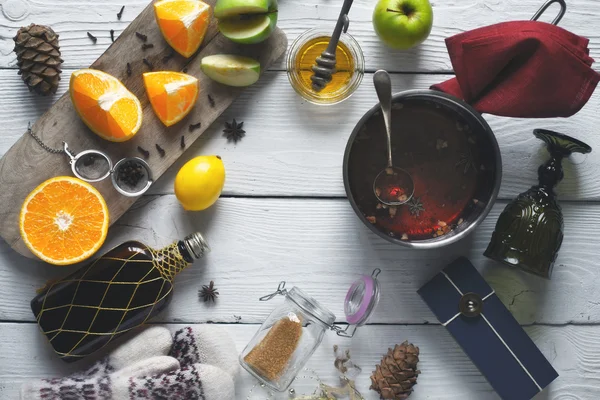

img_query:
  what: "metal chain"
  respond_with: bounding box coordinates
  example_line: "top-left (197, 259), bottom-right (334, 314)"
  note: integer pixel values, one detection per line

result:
top-left (27, 122), bottom-right (65, 154)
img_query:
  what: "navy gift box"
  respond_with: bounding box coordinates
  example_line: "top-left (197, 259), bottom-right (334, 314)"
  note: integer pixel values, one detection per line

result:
top-left (418, 257), bottom-right (558, 400)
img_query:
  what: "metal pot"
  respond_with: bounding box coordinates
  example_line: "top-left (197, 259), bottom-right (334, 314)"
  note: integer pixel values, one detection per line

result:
top-left (342, 90), bottom-right (502, 249)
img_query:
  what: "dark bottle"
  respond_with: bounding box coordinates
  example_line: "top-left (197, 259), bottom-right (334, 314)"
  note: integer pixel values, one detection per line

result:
top-left (484, 129), bottom-right (591, 278)
top-left (31, 232), bottom-right (209, 362)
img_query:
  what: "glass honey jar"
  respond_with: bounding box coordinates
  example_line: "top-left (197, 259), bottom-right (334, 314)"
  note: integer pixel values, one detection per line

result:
top-left (287, 28), bottom-right (365, 105)
top-left (240, 269), bottom-right (381, 391)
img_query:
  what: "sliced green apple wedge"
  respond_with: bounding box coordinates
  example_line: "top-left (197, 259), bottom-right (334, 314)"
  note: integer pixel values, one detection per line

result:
top-left (218, 13), bottom-right (276, 44)
top-left (214, 0), bottom-right (278, 44)
top-left (214, 0), bottom-right (270, 18)
top-left (201, 54), bottom-right (261, 87)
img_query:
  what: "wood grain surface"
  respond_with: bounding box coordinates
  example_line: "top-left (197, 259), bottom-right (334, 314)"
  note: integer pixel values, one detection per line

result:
top-left (0, 0), bottom-right (598, 73)
top-left (1, 0), bottom-right (600, 399)
top-left (0, 71), bottom-right (598, 201)
top-left (0, 0), bottom-right (288, 258)
top-left (2, 197), bottom-right (600, 326)
top-left (1, 323), bottom-right (599, 399)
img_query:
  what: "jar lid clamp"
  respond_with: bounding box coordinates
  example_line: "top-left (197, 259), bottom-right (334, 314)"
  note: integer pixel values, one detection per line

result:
top-left (259, 269), bottom-right (381, 337)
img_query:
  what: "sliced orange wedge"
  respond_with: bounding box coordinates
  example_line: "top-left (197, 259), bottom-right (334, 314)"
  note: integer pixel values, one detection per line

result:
top-left (144, 71), bottom-right (199, 127)
top-left (19, 176), bottom-right (109, 266)
top-left (70, 69), bottom-right (142, 142)
top-left (154, 0), bottom-right (212, 58)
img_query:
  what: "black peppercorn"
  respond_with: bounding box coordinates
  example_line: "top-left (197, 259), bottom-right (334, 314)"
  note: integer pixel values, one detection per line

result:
top-left (116, 160), bottom-right (145, 189)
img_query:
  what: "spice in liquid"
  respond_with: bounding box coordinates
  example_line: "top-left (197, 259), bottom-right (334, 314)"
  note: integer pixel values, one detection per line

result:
top-left (348, 101), bottom-right (498, 240)
top-left (294, 36), bottom-right (355, 100)
top-left (244, 314), bottom-right (303, 381)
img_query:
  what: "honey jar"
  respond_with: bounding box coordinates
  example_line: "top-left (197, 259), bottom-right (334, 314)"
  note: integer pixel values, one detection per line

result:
top-left (286, 28), bottom-right (365, 105)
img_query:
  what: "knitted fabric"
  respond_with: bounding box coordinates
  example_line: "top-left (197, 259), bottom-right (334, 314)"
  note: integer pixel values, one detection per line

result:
top-left (170, 325), bottom-right (239, 378)
top-left (21, 326), bottom-right (237, 400)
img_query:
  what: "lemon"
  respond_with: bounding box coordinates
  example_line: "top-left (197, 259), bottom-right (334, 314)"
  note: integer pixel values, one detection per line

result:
top-left (175, 156), bottom-right (226, 211)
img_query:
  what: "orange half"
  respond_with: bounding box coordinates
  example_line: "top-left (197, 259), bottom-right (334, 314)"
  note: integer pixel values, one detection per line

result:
top-left (19, 176), bottom-right (110, 266)
top-left (144, 71), bottom-right (199, 127)
top-left (70, 69), bottom-right (143, 142)
top-left (154, 0), bottom-right (212, 58)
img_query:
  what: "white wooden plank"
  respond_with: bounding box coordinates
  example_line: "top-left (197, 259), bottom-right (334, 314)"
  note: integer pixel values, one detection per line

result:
top-left (1, 0), bottom-right (599, 72)
top-left (1, 197), bottom-right (599, 325)
top-left (0, 322), bottom-right (597, 399)
top-left (1, 71), bottom-right (599, 200)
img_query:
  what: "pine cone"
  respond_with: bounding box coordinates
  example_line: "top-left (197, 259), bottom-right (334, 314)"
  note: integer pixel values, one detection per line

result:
top-left (13, 24), bottom-right (63, 96)
top-left (370, 341), bottom-right (421, 400)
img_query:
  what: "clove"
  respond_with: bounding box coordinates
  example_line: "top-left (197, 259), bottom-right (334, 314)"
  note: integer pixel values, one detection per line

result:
top-left (137, 146), bottom-right (150, 159)
top-left (87, 32), bottom-right (97, 43)
top-left (135, 32), bottom-right (148, 42)
top-left (143, 58), bottom-right (153, 71)
top-left (155, 144), bottom-right (166, 157)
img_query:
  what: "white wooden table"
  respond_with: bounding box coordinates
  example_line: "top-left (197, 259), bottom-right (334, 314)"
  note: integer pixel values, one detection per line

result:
top-left (1, 0), bottom-right (600, 398)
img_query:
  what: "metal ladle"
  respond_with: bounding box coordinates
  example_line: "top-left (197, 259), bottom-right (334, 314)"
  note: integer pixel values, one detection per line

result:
top-left (372, 70), bottom-right (414, 206)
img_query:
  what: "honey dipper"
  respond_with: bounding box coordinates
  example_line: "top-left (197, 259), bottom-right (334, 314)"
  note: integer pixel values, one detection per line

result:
top-left (310, 0), bottom-right (355, 92)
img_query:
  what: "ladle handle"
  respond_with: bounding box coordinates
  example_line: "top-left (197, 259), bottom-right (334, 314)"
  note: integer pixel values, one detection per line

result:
top-left (373, 70), bottom-right (393, 168)
top-left (326, 0), bottom-right (354, 56)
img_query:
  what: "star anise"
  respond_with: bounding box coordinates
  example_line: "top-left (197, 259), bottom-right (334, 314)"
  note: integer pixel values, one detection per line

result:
top-left (223, 119), bottom-right (246, 143)
top-left (408, 196), bottom-right (425, 217)
top-left (456, 149), bottom-right (478, 175)
top-left (199, 281), bottom-right (219, 303)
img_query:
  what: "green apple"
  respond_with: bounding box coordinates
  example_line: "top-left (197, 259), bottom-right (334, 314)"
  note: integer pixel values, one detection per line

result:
top-left (201, 54), bottom-right (261, 87)
top-left (214, 0), bottom-right (278, 44)
top-left (372, 0), bottom-right (433, 50)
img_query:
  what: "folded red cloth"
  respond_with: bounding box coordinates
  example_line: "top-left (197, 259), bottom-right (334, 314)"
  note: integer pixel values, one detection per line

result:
top-left (431, 21), bottom-right (600, 118)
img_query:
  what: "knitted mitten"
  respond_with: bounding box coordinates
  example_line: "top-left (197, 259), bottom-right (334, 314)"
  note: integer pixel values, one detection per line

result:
top-left (21, 327), bottom-right (175, 399)
top-left (170, 325), bottom-right (239, 378)
top-left (22, 326), bottom-right (237, 400)
top-left (118, 361), bottom-right (234, 400)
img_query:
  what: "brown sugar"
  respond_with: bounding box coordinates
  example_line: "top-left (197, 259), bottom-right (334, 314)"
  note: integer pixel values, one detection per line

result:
top-left (244, 315), bottom-right (303, 381)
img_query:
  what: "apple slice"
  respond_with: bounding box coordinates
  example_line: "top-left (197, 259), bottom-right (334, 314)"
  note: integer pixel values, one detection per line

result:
top-left (214, 0), bottom-right (270, 18)
top-left (214, 0), bottom-right (278, 44)
top-left (217, 13), bottom-right (276, 44)
top-left (201, 54), bottom-right (261, 87)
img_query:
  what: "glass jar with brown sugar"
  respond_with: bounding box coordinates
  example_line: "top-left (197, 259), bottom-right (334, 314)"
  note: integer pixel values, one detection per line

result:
top-left (240, 270), bottom-right (381, 391)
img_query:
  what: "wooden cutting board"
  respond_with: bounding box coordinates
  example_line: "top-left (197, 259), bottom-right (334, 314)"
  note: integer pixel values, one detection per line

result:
top-left (0, 0), bottom-right (287, 258)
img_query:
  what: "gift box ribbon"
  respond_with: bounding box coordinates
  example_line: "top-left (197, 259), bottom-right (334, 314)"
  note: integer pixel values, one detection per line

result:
top-left (440, 271), bottom-right (542, 391)
top-left (418, 258), bottom-right (558, 400)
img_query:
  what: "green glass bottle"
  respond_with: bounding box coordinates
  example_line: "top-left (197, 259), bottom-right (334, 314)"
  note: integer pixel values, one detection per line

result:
top-left (31, 232), bottom-right (209, 362)
top-left (484, 129), bottom-right (591, 278)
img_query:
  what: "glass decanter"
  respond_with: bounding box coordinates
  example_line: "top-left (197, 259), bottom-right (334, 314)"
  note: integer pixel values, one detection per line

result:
top-left (484, 129), bottom-right (591, 278)
top-left (31, 233), bottom-right (209, 362)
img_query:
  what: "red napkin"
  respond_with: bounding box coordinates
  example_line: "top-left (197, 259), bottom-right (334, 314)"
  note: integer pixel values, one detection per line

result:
top-left (431, 21), bottom-right (600, 118)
